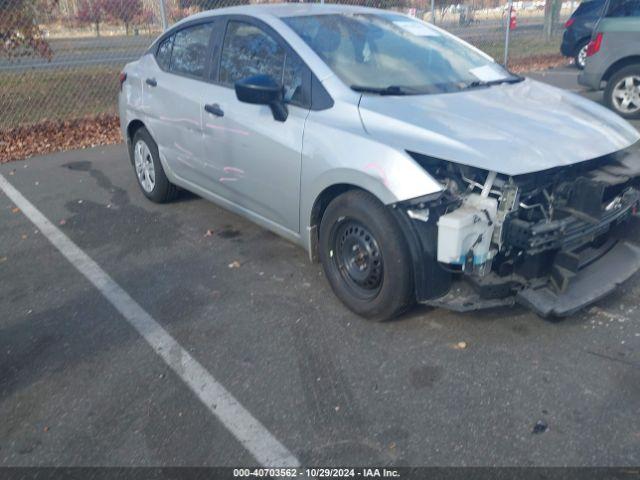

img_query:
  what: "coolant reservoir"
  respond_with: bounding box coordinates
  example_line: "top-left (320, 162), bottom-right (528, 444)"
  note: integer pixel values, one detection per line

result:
top-left (437, 194), bottom-right (498, 270)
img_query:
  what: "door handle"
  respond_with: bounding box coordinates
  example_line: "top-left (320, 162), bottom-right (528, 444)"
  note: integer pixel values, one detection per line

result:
top-left (145, 78), bottom-right (157, 87)
top-left (204, 103), bottom-right (224, 117)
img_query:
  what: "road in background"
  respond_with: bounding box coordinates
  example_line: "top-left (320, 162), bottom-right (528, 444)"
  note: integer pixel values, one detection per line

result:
top-left (0, 36), bottom-right (154, 72)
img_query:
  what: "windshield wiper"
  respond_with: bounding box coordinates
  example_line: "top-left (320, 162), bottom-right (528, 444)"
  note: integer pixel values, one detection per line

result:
top-left (462, 75), bottom-right (525, 90)
top-left (351, 85), bottom-right (411, 95)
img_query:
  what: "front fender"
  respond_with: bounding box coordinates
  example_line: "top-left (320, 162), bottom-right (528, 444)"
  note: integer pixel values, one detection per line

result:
top-left (299, 104), bottom-right (443, 252)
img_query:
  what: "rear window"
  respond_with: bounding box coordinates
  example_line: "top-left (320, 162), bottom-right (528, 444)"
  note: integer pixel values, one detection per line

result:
top-left (573, 0), bottom-right (605, 16)
top-left (156, 35), bottom-right (174, 71)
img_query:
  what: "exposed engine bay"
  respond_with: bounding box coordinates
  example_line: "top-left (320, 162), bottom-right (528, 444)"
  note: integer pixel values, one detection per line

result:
top-left (401, 144), bottom-right (640, 317)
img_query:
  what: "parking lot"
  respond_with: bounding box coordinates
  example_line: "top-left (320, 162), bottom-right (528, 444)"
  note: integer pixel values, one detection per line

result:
top-left (1, 68), bottom-right (640, 468)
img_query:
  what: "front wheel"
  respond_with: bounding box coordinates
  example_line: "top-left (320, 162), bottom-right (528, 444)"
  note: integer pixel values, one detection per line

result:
top-left (604, 65), bottom-right (640, 120)
top-left (319, 190), bottom-right (415, 321)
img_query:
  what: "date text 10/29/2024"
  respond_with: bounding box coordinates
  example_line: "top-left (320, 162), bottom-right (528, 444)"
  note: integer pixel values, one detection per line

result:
top-left (233, 468), bottom-right (401, 478)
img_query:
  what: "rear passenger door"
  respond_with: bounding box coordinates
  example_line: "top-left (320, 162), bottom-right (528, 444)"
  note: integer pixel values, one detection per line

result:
top-left (142, 20), bottom-right (219, 184)
top-left (199, 16), bottom-right (312, 234)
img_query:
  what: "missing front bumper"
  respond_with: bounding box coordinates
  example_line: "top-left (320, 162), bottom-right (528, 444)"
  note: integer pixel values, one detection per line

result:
top-left (422, 240), bottom-right (640, 318)
top-left (516, 241), bottom-right (640, 317)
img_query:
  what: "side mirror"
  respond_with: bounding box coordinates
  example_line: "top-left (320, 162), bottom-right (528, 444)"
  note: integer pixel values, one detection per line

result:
top-left (235, 74), bottom-right (288, 122)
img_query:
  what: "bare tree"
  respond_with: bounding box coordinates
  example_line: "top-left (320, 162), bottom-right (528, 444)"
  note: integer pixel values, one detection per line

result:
top-left (103, 0), bottom-right (141, 35)
top-left (543, 0), bottom-right (562, 40)
top-left (76, 0), bottom-right (105, 36)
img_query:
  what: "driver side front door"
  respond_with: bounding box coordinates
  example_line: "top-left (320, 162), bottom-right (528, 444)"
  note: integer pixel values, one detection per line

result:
top-left (199, 17), bottom-right (312, 235)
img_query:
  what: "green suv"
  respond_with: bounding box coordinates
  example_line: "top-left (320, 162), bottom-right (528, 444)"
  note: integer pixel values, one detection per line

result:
top-left (579, 0), bottom-right (640, 119)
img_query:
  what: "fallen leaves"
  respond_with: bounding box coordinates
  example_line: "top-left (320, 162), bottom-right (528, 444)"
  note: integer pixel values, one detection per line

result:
top-left (510, 54), bottom-right (569, 74)
top-left (228, 260), bottom-right (241, 269)
top-left (0, 114), bottom-right (121, 164)
top-left (11, 207), bottom-right (20, 213)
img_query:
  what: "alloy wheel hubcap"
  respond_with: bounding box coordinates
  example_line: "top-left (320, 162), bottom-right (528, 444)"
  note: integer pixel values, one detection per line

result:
top-left (578, 45), bottom-right (588, 68)
top-left (612, 75), bottom-right (640, 114)
top-left (134, 140), bottom-right (156, 193)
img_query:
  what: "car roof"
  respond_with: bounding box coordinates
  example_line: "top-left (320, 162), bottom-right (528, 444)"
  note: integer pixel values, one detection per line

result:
top-left (173, 3), bottom-right (389, 26)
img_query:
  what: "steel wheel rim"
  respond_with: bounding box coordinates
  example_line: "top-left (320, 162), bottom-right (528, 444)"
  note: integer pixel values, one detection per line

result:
top-left (577, 45), bottom-right (588, 68)
top-left (331, 219), bottom-right (383, 300)
top-left (612, 75), bottom-right (640, 114)
top-left (134, 140), bottom-right (156, 193)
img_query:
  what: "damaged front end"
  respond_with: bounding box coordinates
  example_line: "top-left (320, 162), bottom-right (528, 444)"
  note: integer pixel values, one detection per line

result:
top-left (394, 144), bottom-right (640, 317)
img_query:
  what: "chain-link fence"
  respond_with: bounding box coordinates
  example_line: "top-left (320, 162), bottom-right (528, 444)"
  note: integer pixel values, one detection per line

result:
top-left (0, 0), bottom-right (573, 129)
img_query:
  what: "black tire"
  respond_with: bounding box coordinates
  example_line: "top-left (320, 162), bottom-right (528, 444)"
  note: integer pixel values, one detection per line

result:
top-left (319, 190), bottom-right (415, 321)
top-left (573, 40), bottom-right (589, 70)
top-left (604, 65), bottom-right (640, 120)
top-left (130, 127), bottom-right (179, 203)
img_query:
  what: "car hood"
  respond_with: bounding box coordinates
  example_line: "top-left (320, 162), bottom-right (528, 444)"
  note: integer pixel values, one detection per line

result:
top-left (358, 78), bottom-right (640, 176)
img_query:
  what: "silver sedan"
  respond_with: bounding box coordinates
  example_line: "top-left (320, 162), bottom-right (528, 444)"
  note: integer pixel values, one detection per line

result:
top-left (119, 4), bottom-right (640, 320)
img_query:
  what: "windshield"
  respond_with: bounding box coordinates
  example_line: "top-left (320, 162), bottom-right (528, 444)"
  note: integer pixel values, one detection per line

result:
top-left (283, 12), bottom-right (515, 94)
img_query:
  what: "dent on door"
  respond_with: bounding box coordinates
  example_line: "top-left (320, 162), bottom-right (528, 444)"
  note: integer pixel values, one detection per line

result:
top-left (201, 86), bottom-right (306, 234)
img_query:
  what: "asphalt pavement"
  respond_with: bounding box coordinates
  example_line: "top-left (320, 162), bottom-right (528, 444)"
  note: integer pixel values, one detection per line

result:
top-left (1, 68), bottom-right (639, 468)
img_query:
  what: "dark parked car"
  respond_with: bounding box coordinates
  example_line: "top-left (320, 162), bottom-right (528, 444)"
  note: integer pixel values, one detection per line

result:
top-left (561, 0), bottom-right (606, 69)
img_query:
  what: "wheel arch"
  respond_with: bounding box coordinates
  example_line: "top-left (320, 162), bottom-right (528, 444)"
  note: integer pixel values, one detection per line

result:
top-left (574, 36), bottom-right (591, 56)
top-left (303, 161), bottom-right (442, 262)
top-left (307, 182), bottom-right (452, 303)
top-left (126, 119), bottom-right (146, 146)
top-left (125, 118), bottom-right (148, 163)
top-left (308, 183), bottom-right (373, 263)
top-left (603, 56), bottom-right (640, 83)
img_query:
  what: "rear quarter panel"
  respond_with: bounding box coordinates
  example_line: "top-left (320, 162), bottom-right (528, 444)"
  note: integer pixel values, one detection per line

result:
top-left (597, 18), bottom-right (640, 70)
top-left (582, 19), bottom-right (640, 86)
top-left (118, 59), bottom-right (145, 144)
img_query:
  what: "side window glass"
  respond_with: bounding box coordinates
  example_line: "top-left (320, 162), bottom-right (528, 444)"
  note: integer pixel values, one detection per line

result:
top-left (156, 35), bottom-right (174, 70)
top-left (170, 23), bottom-right (214, 78)
top-left (219, 21), bottom-right (285, 87)
top-left (283, 52), bottom-right (308, 106)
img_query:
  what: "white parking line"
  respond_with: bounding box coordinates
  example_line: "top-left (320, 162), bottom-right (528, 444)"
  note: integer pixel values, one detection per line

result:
top-left (0, 173), bottom-right (300, 468)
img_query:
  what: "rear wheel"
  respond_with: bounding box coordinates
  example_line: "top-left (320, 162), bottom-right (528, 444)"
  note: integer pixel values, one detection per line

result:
top-left (574, 41), bottom-right (589, 70)
top-left (604, 65), bottom-right (640, 120)
top-left (131, 127), bottom-right (179, 202)
top-left (319, 190), bottom-right (415, 321)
